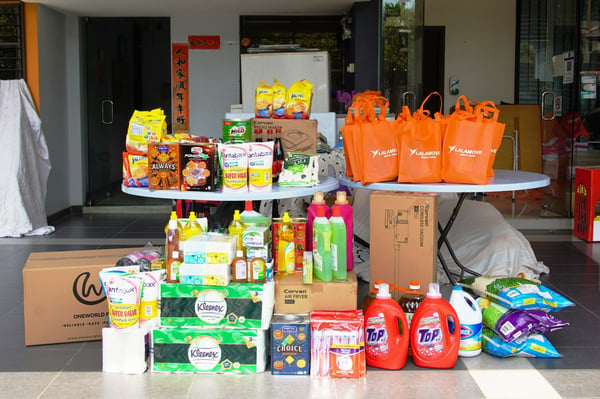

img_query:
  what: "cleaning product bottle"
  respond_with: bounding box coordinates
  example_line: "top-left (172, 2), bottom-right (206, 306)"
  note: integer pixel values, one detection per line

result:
top-left (398, 281), bottom-right (425, 328)
top-left (165, 215), bottom-right (183, 283)
top-left (231, 250), bottom-right (248, 283)
top-left (228, 209), bottom-right (246, 253)
top-left (410, 282), bottom-right (460, 369)
top-left (182, 211), bottom-right (203, 241)
top-left (277, 212), bottom-right (295, 275)
top-left (240, 200), bottom-right (270, 228)
top-left (449, 285), bottom-right (482, 357)
top-left (364, 283), bottom-right (409, 370)
top-left (307, 191), bottom-right (330, 252)
top-left (331, 190), bottom-right (354, 271)
top-left (329, 206), bottom-right (347, 280)
top-left (164, 210), bottom-right (183, 235)
top-left (312, 206), bottom-right (332, 281)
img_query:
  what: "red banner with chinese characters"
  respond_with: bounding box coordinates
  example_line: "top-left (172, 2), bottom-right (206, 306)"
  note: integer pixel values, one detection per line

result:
top-left (189, 35), bottom-right (220, 50)
top-left (172, 43), bottom-right (189, 133)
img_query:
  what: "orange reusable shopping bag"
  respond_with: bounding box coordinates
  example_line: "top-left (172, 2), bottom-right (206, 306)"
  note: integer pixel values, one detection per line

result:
top-left (395, 92), bottom-right (445, 183)
top-left (353, 93), bottom-right (398, 185)
top-left (442, 96), bottom-right (504, 185)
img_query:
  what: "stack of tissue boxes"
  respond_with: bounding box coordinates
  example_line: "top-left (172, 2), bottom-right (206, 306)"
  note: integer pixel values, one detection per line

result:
top-left (179, 233), bottom-right (237, 285)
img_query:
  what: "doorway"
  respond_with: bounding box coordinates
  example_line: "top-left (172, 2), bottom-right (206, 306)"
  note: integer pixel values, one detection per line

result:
top-left (84, 17), bottom-right (171, 206)
top-left (422, 26), bottom-right (445, 114)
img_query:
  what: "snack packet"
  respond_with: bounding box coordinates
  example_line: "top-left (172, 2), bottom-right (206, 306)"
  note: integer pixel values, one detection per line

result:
top-left (122, 152), bottom-right (148, 187)
top-left (255, 80), bottom-right (273, 118)
top-left (125, 108), bottom-right (167, 155)
top-left (272, 78), bottom-right (287, 119)
top-left (285, 79), bottom-right (313, 119)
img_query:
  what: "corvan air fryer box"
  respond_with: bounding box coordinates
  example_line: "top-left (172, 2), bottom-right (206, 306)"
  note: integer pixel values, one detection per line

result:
top-left (251, 119), bottom-right (318, 157)
top-left (23, 247), bottom-right (139, 346)
top-left (369, 192), bottom-right (438, 302)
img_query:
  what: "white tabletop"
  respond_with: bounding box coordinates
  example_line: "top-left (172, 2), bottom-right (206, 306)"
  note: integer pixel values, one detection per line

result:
top-left (121, 175), bottom-right (340, 201)
top-left (338, 170), bottom-right (550, 193)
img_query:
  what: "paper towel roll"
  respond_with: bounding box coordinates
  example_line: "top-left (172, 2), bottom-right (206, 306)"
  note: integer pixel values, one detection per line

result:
top-left (102, 326), bottom-right (149, 374)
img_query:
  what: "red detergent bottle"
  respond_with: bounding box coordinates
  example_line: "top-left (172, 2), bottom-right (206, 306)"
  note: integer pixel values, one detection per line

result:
top-left (364, 283), bottom-right (409, 370)
top-left (410, 282), bottom-right (460, 369)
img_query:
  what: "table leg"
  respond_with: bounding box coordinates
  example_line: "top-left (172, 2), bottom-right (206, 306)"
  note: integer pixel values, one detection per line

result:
top-left (437, 193), bottom-right (482, 284)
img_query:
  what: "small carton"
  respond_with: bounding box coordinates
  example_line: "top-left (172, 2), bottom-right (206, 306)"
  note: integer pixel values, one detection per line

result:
top-left (148, 143), bottom-right (180, 191)
top-left (270, 313), bottom-right (311, 375)
top-left (242, 226), bottom-right (270, 247)
top-left (179, 143), bottom-right (219, 192)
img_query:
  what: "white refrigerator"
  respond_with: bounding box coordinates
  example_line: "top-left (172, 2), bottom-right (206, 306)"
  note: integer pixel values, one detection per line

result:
top-left (240, 51), bottom-right (331, 114)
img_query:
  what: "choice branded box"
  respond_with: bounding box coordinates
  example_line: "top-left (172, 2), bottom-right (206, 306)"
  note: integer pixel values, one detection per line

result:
top-left (369, 191), bottom-right (438, 302)
top-left (152, 327), bottom-right (267, 373)
top-left (159, 281), bottom-right (274, 329)
top-left (23, 247), bottom-right (139, 346)
top-left (274, 270), bottom-right (357, 313)
top-left (252, 119), bottom-right (318, 157)
top-left (270, 313), bottom-right (311, 375)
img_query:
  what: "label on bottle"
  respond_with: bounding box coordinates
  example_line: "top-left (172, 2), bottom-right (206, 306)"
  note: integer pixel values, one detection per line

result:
top-left (459, 323), bottom-right (482, 353)
top-left (331, 243), bottom-right (338, 271)
top-left (233, 259), bottom-right (248, 282)
top-left (365, 316), bottom-right (389, 360)
top-left (414, 314), bottom-right (444, 360)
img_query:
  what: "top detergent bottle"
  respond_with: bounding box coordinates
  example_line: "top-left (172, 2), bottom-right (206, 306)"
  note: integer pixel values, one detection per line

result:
top-left (410, 282), bottom-right (460, 368)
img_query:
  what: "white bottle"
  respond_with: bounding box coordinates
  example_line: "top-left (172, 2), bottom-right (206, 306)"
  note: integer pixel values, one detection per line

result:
top-left (449, 285), bottom-right (482, 357)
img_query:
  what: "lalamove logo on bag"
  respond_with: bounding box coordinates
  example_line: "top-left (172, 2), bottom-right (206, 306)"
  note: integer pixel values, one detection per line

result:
top-left (409, 149), bottom-right (440, 159)
top-left (370, 147), bottom-right (398, 159)
top-left (447, 145), bottom-right (482, 158)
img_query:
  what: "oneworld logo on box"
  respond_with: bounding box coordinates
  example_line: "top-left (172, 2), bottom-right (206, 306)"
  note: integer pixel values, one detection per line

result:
top-left (72, 271), bottom-right (106, 306)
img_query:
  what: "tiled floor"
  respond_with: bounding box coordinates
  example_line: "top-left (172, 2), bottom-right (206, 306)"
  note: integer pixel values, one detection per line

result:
top-left (0, 204), bottom-right (599, 399)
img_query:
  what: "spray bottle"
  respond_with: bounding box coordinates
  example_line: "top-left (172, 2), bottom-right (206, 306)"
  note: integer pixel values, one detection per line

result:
top-left (312, 206), bottom-right (332, 281)
top-left (331, 190), bottom-right (353, 270)
top-left (410, 283), bottom-right (460, 369)
top-left (329, 206), bottom-right (347, 280)
top-left (364, 283), bottom-right (409, 370)
top-left (449, 285), bottom-right (482, 357)
top-left (307, 191), bottom-right (330, 252)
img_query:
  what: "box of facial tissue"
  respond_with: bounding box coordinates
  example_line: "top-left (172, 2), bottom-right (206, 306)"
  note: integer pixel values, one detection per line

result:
top-left (159, 281), bottom-right (274, 329)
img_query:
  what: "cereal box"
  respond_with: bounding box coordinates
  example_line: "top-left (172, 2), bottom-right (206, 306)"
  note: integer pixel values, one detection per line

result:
top-left (270, 314), bottom-right (310, 375)
top-left (148, 143), bottom-right (180, 190)
top-left (180, 143), bottom-right (219, 191)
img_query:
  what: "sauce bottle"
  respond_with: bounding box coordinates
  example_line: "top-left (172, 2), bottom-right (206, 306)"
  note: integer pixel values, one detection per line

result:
top-left (364, 283), bottom-right (409, 370)
top-left (165, 215), bottom-right (183, 283)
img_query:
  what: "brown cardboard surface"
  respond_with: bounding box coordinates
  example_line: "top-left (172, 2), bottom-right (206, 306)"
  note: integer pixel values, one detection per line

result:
top-left (23, 247), bottom-right (139, 346)
top-left (495, 105), bottom-right (542, 173)
top-left (252, 119), bottom-right (318, 157)
top-left (369, 192), bottom-right (437, 302)
top-left (274, 269), bottom-right (357, 313)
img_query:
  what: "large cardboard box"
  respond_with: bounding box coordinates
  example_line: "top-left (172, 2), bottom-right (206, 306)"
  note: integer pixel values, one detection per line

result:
top-left (23, 247), bottom-right (139, 346)
top-left (252, 119), bottom-right (318, 157)
top-left (574, 167), bottom-right (600, 242)
top-left (274, 270), bottom-right (357, 313)
top-left (369, 192), bottom-right (437, 302)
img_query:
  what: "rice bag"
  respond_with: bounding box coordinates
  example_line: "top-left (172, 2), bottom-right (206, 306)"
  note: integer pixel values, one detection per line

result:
top-left (482, 327), bottom-right (561, 358)
top-left (460, 276), bottom-right (574, 312)
top-left (478, 298), bottom-right (569, 343)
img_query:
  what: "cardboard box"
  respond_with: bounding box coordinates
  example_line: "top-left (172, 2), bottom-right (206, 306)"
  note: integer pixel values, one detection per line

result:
top-left (369, 191), bottom-right (437, 302)
top-left (574, 167), bottom-right (600, 242)
top-left (23, 247), bottom-right (140, 346)
top-left (274, 269), bottom-right (357, 313)
top-left (252, 119), bottom-right (318, 157)
top-left (148, 142), bottom-right (180, 191)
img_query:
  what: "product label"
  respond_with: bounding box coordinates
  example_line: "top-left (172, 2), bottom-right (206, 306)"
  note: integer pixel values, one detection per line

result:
top-left (365, 316), bottom-right (389, 360)
top-left (194, 290), bottom-right (228, 324)
top-left (459, 323), bottom-right (482, 352)
top-left (414, 315), bottom-right (444, 359)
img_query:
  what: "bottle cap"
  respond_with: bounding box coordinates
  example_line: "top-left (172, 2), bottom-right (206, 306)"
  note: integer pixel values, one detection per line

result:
top-left (376, 283), bottom-right (392, 299)
top-left (312, 191), bottom-right (325, 204)
top-left (189, 211), bottom-right (197, 221)
top-left (236, 250), bottom-right (244, 257)
top-left (233, 209), bottom-right (241, 220)
top-left (427, 282), bottom-right (442, 299)
top-left (282, 212), bottom-right (291, 223)
top-left (453, 285), bottom-right (463, 291)
top-left (317, 206), bottom-right (326, 218)
top-left (335, 191), bottom-right (348, 205)
top-left (170, 211), bottom-right (178, 220)
top-left (331, 206), bottom-right (342, 217)
top-left (244, 200), bottom-right (253, 212)
top-left (409, 280), bottom-right (421, 290)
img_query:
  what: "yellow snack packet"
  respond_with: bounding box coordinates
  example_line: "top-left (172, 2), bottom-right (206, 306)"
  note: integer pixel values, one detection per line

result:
top-left (285, 79), bottom-right (313, 120)
top-left (125, 108), bottom-right (167, 155)
top-left (255, 80), bottom-right (273, 118)
top-left (272, 78), bottom-right (287, 119)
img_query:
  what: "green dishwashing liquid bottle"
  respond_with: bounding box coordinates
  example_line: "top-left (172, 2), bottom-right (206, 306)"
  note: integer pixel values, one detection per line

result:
top-left (329, 206), bottom-right (347, 280)
top-left (312, 206), bottom-right (332, 281)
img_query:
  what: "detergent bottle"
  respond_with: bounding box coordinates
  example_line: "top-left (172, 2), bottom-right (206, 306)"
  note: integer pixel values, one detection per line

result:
top-left (307, 191), bottom-right (330, 251)
top-left (240, 200), bottom-right (270, 228)
top-left (449, 285), bottom-right (482, 357)
top-left (331, 190), bottom-right (354, 270)
top-left (312, 206), bottom-right (332, 281)
top-left (364, 283), bottom-right (409, 370)
top-left (329, 206), bottom-right (347, 280)
top-left (182, 211), bottom-right (203, 241)
top-left (410, 282), bottom-right (460, 368)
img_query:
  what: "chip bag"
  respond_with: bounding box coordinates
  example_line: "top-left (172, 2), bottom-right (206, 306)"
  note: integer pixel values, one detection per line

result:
top-left (285, 79), bottom-right (313, 119)
top-left (122, 152), bottom-right (148, 187)
top-left (125, 108), bottom-right (167, 156)
top-left (255, 80), bottom-right (273, 118)
top-left (272, 78), bottom-right (287, 119)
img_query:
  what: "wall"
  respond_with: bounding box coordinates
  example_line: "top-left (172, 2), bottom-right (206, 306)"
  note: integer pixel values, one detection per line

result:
top-left (171, 15), bottom-right (241, 136)
top-left (37, 5), bottom-right (71, 215)
top-left (425, 0), bottom-right (516, 113)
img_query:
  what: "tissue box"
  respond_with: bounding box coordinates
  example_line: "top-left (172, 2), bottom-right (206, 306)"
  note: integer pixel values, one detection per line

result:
top-left (182, 233), bottom-right (237, 264)
top-left (152, 327), bottom-right (267, 373)
top-left (179, 263), bottom-right (231, 286)
top-left (102, 326), bottom-right (150, 374)
top-left (160, 281), bottom-right (274, 329)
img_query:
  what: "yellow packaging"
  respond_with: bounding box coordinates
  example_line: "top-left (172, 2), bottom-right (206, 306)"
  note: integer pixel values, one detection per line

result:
top-left (303, 251), bottom-right (313, 284)
top-left (255, 79), bottom-right (273, 118)
top-left (272, 78), bottom-right (287, 118)
top-left (218, 143), bottom-right (248, 193)
top-left (248, 142), bottom-right (274, 192)
top-left (125, 108), bottom-right (167, 155)
top-left (285, 79), bottom-right (313, 120)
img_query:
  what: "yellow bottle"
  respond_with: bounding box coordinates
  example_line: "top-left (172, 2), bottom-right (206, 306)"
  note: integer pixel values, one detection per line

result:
top-left (277, 212), bottom-right (295, 275)
top-left (165, 216), bottom-right (183, 283)
top-left (183, 211), bottom-right (203, 240)
top-left (164, 211), bottom-right (183, 235)
top-left (228, 209), bottom-right (246, 253)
